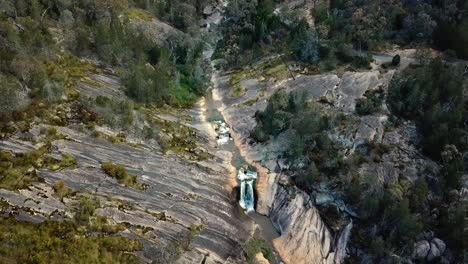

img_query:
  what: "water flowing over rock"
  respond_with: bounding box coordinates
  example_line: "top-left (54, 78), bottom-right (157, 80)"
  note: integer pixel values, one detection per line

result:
top-left (47, 128), bottom-right (251, 262)
top-left (211, 68), bottom-right (354, 263)
top-left (238, 168), bottom-right (257, 212)
top-left (0, 94), bottom-right (254, 263)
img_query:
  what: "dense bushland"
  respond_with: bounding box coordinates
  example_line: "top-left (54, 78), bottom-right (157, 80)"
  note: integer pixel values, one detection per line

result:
top-left (216, 0), bottom-right (376, 70)
top-left (217, 0), bottom-right (467, 72)
top-left (315, 0), bottom-right (468, 58)
top-left (251, 89), bottom-right (346, 189)
top-left (0, 0), bottom-right (210, 117)
top-left (0, 197), bottom-right (142, 263)
top-left (388, 59), bottom-right (467, 189)
top-left (251, 73), bottom-right (466, 261)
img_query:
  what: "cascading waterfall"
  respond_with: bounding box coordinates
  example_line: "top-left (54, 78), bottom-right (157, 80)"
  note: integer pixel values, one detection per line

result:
top-left (211, 118), bottom-right (258, 212)
top-left (201, 2), bottom-right (281, 262)
top-left (214, 120), bottom-right (232, 145)
top-left (238, 168), bottom-right (257, 212)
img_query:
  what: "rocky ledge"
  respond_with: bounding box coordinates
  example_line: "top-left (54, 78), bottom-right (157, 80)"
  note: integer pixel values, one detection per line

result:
top-left (211, 65), bottom-right (375, 263)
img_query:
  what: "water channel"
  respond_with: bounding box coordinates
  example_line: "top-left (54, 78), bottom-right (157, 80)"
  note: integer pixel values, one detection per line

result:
top-left (200, 4), bottom-right (282, 261)
top-left (203, 72), bottom-right (282, 263)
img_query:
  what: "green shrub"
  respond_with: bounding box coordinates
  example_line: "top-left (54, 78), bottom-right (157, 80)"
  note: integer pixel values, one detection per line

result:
top-left (244, 239), bottom-right (273, 262)
top-left (383, 198), bottom-right (422, 243)
top-left (53, 180), bottom-right (70, 199)
top-left (0, 74), bottom-right (22, 113)
top-left (352, 53), bottom-right (373, 69)
top-left (218, 0), bottom-right (280, 66)
top-left (295, 162), bottom-right (320, 186)
top-left (388, 59), bottom-right (466, 161)
top-left (101, 162), bottom-right (144, 190)
top-left (409, 177), bottom-right (428, 211)
top-left (355, 89), bottom-right (384, 116)
top-left (251, 89), bottom-right (345, 190)
top-left (0, 149), bottom-right (47, 190)
top-left (0, 216), bottom-right (142, 264)
top-left (391, 55), bottom-right (401, 66)
top-left (74, 196), bottom-right (100, 225)
top-left (252, 89), bottom-right (295, 137)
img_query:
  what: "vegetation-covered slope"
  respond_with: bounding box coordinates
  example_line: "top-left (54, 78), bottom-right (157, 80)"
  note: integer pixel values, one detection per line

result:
top-left (0, 0), bottom-right (466, 263)
top-left (214, 0), bottom-right (466, 263)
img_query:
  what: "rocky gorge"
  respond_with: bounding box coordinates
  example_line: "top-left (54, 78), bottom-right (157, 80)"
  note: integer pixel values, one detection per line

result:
top-left (1, 0), bottom-right (466, 263)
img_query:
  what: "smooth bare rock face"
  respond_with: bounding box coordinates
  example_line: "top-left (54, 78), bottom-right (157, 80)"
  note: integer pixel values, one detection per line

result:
top-left (0, 137), bottom-right (37, 153)
top-left (77, 71), bottom-right (124, 99)
top-left (270, 186), bottom-right (350, 264)
top-left (36, 127), bottom-right (253, 262)
top-left (127, 16), bottom-right (182, 45)
top-left (336, 71), bottom-right (381, 112)
top-left (177, 252), bottom-right (207, 264)
top-left (270, 186), bottom-right (332, 264)
top-left (331, 221), bottom-right (353, 264)
top-left (255, 171), bottom-right (279, 215)
top-left (255, 253), bottom-right (270, 264)
top-left (354, 115), bottom-right (387, 146)
top-left (0, 183), bottom-right (68, 218)
top-left (213, 70), bottom-right (352, 263)
top-left (1, 107), bottom-right (253, 264)
top-left (283, 74), bottom-right (340, 98)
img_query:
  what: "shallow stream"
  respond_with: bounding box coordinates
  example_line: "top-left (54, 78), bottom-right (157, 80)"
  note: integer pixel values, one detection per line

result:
top-left (201, 6), bottom-right (282, 261)
top-left (204, 82), bottom-right (282, 263)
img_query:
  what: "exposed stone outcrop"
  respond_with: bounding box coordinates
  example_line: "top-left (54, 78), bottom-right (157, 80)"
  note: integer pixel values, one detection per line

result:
top-left (269, 185), bottom-right (351, 264)
top-left (413, 238), bottom-right (446, 261)
top-left (0, 94), bottom-right (254, 263)
top-left (354, 115), bottom-right (387, 146)
top-left (336, 71), bottom-right (381, 112)
top-left (77, 71), bottom-right (124, 99)
top-left (413, 240), bottom-right (431, 260)
top-left (212, 68), bottom-right (356, 263)
top-left (254, 253), bottom-right (270, 264)
top-left (126, 15), bottom-right (182, 45)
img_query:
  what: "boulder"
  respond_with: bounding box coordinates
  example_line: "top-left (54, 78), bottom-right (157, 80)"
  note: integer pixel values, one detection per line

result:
top-left (354, 115), bottom-right (387, 146)
top-left (427, 242), bottom-right (441, 261)
top-left (413, 240), bottom-right (430, 259)
top-left (431, 238), bottom-right (446, 255)
top-left (402, 165), bottom-right (419, 182)
top-left (270, 187), bottom-right (333, 264)
top-left (203, 5), bottom-right (214, 15)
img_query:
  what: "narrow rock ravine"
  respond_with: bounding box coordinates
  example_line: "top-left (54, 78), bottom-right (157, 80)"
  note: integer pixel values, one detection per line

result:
top-left (1, 0), bottom-right (465, 263)
top-left (202, 3), bottom-right (338, 264)
top-left (202, 49), bottom-right (283, 263)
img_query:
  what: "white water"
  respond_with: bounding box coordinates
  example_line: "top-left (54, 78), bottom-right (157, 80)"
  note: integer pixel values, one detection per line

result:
top-left (238, 168), bottom-right (258, 212)
top-left (201, 4), bottom-right (282, 263)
